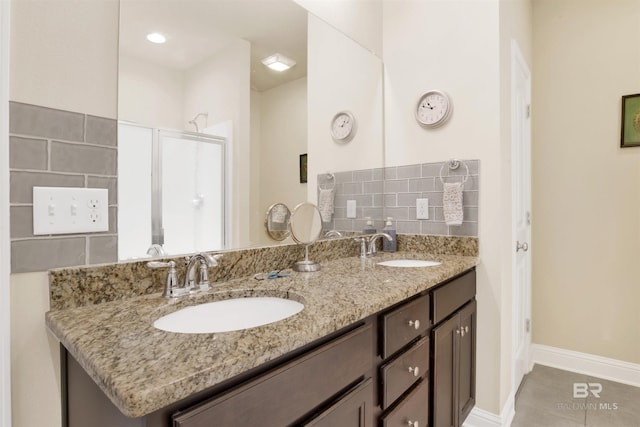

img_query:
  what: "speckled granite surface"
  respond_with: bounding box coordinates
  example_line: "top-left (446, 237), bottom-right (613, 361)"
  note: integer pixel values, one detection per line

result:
top-left (46, 251), bottom-right (478, 418)
top-left (49, 234), bottom-right (478, 310)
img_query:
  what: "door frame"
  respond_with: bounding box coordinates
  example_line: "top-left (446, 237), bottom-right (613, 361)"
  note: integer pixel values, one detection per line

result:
top-left (510, 39), bottom-right (532, 392)
top-left (1, 0), bottom-right (12, 424)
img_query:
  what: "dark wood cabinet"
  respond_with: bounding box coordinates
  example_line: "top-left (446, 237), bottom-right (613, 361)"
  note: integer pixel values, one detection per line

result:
top-left (172, 323), bottom-right (374, 427)
top-left (61, 268), bottom-right (476, 427)
top-left (381, 379), bottom-right (429, 427)
top-left (302, 379), bottom-right (374, 427)
top-left (432, 299), bottom-right (476, 427)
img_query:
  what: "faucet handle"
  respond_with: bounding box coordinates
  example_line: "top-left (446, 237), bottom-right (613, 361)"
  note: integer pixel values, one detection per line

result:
top-left (353, 237), bottom-right (368, 258)
top-left (198, 263), bottom-right (211, 291)
top-left (147, 260), bottom-right (179, 298)
top-left (201, 252), bottom-right (222, 267)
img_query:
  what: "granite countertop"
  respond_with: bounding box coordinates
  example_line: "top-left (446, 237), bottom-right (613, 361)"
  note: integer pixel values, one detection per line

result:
top-left (46, 251), bottom-right (478, 418)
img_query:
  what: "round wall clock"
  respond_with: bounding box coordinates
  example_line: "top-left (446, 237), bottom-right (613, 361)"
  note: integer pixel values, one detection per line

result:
top-left (330, 111), bottom-right (356, 142)
top-left (415, 90), bottom-right (452, 128)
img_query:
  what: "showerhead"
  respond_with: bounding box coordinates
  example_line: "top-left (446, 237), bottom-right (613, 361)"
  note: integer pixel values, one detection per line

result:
top-left (188, 112), bottom-right (208, 133)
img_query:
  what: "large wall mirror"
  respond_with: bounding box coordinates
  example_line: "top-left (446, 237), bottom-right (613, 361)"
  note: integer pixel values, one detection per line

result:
top-left (117, 0), bottom-right (383, 260)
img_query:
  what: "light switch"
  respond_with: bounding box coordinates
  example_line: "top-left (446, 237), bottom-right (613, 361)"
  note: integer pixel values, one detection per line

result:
top-left (33, 187), bottom-right (109, 235)
top-left (347, 200), bottom-right (357, 218)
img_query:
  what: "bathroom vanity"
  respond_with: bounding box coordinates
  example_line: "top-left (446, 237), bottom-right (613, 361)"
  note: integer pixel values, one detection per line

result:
top-left (47, 247), bottom-right (477, 427)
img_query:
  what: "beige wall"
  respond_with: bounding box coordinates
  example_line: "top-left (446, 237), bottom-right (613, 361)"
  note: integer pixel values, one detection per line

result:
top-left (118, 55), bottom-right (184, 130)
top-left (9, 0), bottom-right (118, 118)
top-left (293, 0), bottom-right (382, 57)
top-left (532, 0), bottom-right (640, 364)
top-left (10, 273), bottom-right (61, 427)
top-left (307, 14), bottom-right (384, 202)
top-left (9, 1), bottom-right (119, 426)
top-left (383, 0), bottom-right (508, 415)
top-left (257, 77), bottom-right (307, 246)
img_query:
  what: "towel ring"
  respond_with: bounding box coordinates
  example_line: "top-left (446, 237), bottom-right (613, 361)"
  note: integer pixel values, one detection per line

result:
top-left (319, 172), bottom-right (335, 190)
top-left (439, 159), bottom-right (469, 185)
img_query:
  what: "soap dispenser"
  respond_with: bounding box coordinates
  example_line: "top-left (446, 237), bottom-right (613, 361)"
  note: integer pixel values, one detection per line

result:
top-left (363, 217), bottom-right (376, 234)
top-left (383, 217), bottom-right (397, 252)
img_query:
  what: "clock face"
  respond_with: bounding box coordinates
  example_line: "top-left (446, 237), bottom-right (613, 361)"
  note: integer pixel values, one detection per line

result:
top-left (416, 91), bottom-right (452, 127)
top-left (330, 111), bottom-right (356, 142)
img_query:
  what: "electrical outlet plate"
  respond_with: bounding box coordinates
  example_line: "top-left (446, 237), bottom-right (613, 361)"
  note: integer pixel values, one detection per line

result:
top-left (416, 198), bottom-right (429, 220)
top-left (347, 200), bottom-right (357, 218)
top-left (33, 187), bottom-right (109, 235)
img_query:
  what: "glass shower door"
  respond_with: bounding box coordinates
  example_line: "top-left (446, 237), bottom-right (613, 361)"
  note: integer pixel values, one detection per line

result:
top-left (159, 130), bottom-right (226, 255)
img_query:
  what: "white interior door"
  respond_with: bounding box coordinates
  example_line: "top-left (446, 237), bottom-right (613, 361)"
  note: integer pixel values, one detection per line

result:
top-left (511, 40), bottom-right (532, 391)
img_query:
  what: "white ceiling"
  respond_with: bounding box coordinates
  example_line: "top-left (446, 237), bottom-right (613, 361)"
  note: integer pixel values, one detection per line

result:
top-left (119, 0), bottom-right (308, 92)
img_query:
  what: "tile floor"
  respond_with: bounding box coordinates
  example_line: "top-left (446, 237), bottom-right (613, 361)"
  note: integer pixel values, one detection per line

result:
top-left (511, 364), bottom-right (640, 427)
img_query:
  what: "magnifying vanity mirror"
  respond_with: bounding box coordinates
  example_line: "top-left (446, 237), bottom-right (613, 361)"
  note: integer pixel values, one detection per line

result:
top-left (264, 203), bottom-right (291, 241)
top-left (290, 202), bottom-right (323, 272)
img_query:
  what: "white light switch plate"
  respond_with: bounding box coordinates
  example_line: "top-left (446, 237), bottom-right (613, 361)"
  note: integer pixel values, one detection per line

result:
top-left (347, 200), bottom-right (357, 218)
top-left (416, 198), bottom-right (429, 220)
top-left (33, 187), bottom-right (109, 235)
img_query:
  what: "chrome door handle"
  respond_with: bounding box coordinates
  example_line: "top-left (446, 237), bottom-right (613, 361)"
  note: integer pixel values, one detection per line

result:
top-left (516, 241), bottom-right (529, 252)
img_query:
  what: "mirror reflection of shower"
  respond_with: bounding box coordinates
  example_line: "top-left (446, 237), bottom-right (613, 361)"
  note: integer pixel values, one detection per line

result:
top-left (188, 112), bottom-right (209, 133)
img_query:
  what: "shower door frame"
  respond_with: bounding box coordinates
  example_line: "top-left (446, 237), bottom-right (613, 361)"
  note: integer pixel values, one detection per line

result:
top-left (153, 128), bottom-right (228, 252)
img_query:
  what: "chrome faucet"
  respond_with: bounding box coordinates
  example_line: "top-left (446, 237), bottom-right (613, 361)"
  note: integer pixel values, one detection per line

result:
top-left (184, 253), bottom-right (222, 292)
top-left (147, 252), bottom-right (222, 298)
top-left (354, 232), bottom-right (393, 258)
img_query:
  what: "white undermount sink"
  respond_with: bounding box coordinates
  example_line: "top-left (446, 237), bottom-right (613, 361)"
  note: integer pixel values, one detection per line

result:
top-left (153, 297), bottom-right (304, 334)
top-left (377, 259), bottom-right (442, 268)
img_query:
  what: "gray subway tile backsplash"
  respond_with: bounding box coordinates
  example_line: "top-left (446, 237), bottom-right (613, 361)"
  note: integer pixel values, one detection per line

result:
top-left (9, 136), bottom-right (48, 170)
top-left (10, 171), bottom-right (85, 203)
top-left (88, 235), bottom-right (118, 264)
top-left (86, 115), bottom-right (118, 147)
top-left (9, 102), bottom-right (85, 142)
top-left (50, 141), bottom-right (117, 175)
top-left (318, 159), bottom-right (479, 237)
top-left (10, 206), bottom-right (34, 239)
top-left (11, 237), bottom-right (87, 273)
top-left (8, 102), bottom-right (118, 272)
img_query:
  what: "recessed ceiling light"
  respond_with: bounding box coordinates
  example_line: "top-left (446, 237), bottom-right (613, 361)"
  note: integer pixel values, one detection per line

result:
top-left (146, 32), bottom-right (166, 44)
top-left (261, 53), bottom-right (296, 72)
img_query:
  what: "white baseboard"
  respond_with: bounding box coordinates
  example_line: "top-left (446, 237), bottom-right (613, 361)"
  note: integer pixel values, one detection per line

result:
top-left (463, 393), bottom-right (514, 427)
top-left (531, 344), bottom-right (640, 387)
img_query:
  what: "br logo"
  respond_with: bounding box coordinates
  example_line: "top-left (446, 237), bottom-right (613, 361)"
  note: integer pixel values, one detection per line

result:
top-left (573, 383), bottom-right (602, 398)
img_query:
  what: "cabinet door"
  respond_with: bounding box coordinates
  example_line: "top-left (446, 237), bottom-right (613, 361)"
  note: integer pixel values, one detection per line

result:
top-left (457, 300), bottom-right (476, 424)
top-left (432, 314), bottom-right (457, 427)
top-left (173, 324), bottom-right (373, 427)
top-left (303, 379), bottom-right (373, 427)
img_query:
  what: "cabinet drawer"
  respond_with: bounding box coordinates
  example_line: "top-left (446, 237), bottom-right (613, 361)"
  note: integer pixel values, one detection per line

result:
top-left (173, 323), bottom-right (374, 427)
top-left (380, 336), bottom-right (429, 409)
top-left (432, 270), bottom-right (476, 325)
top-left (381, 294), bottom-right (430, 358)
top-left (303, 378), bottom-right (373, 427)
top-left (381, 379), bottom-right (429, 427)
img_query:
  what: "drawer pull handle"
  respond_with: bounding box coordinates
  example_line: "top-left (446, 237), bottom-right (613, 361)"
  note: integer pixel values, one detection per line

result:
top-left (408, 366), bottom-right (420, 377)
top-left (408, 319), bottom-right (420, 330)
top-left (406, 420), bottom-right (419, 427)
top-left (459, 325), bottom-right (470, 337)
